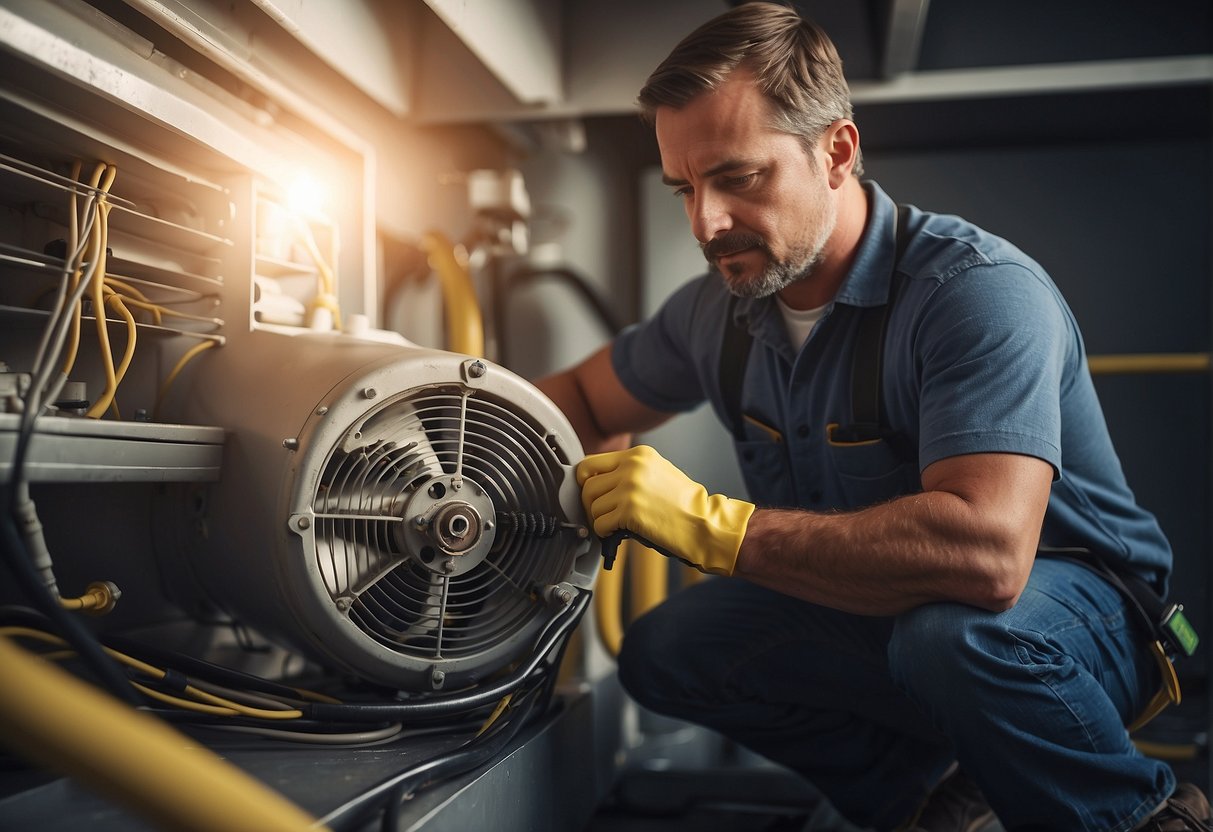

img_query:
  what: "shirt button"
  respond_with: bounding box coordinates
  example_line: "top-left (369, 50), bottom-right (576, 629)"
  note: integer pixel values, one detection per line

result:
top-left (796, 425), bottom-right (810, 439)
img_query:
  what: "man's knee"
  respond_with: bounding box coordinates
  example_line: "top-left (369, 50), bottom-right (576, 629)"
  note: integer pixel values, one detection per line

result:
top-left (887, 602), bottom-right (1009, 700)
top-left (617, 590), bottom-right (744, 711)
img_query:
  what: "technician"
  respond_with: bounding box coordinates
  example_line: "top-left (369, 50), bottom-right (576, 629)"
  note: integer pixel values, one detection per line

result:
top-left (537, 3), bottom-right (1210, 831)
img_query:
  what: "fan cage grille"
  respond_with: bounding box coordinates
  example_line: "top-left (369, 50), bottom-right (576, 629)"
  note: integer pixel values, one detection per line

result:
top-left (311, 385), bottom-right (575, 662)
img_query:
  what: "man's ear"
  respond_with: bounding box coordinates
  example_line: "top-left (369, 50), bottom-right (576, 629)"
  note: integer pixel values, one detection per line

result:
top-left (822, 120), bottom-right (860, 189)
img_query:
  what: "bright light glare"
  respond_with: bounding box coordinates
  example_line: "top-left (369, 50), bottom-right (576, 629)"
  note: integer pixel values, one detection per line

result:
top-left (286, 172), bottom-right (325, 218)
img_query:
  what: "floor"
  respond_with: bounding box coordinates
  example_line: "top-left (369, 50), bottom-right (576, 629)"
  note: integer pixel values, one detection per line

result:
top-left (579, 692), bottom-right (1210, 832)
top-left (580, 765), bottom-right (882, 832)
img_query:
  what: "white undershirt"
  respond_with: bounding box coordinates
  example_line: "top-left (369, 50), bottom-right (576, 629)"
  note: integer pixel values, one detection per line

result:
top-left (776, 295), bottom-right (828, 350)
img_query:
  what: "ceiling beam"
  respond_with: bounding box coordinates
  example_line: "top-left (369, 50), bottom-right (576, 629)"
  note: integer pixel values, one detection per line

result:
top-left (422, 0), bottom-right (562, 106)
top-left (853, 55), bottom-right (1213, 103)
top-left (882, 0), bottom-right (930, 78)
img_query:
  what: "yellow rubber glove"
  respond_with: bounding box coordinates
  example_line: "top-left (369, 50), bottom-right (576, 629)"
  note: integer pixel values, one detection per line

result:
top-left (576, 445), bottom-right (756, 576)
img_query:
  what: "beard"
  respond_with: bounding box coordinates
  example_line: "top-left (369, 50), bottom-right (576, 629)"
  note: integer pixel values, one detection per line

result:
top-left (701, 201), bottom-right (837, 299)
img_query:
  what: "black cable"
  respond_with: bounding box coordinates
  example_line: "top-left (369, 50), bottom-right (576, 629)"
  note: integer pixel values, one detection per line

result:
top-left (0, 502), bottom-right (141, 706)
top-left (381, 783), bottom-right (408, 832)
top-left (323, 678), bottom-right (548, 832)
top-left (507, 266), bottom-right (625, 336)
top-left (305, 589), bottom-right (589, 723)
top-left (102, 633), bottom-right (322, 703)
top-left (147, 711), bottom-right (399, 733)
top-left (494, 265), bottom-right (625, 368)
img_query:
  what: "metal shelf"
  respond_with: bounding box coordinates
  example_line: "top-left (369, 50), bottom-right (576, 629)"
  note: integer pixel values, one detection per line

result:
top-left (0, 412), bottom-right (224, 483)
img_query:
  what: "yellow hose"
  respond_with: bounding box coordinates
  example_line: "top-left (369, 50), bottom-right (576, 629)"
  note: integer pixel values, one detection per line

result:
top-left (594, 547), bottom-right (627, 657)
top-left (0, 635), bottom-right (324, 831)
top-left (420, 231), bottom-right (485, 358)
top-left (627, 539), bottom-right (668, 623)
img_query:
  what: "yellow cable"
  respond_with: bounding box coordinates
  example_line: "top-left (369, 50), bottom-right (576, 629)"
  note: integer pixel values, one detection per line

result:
top-left (175, 684), bottom-right (302, 720)
top-left (475, 693), bottom-right (514, 738)
top-left (58, 581), bottom-right (119, 614)
top-left (95, 290), bottom-right (137, 419)
top-left (292, 687), bottom-right (343, 705)
top-left (420, 231), bottom-right (485, 357)
top-left (0, 635), bottom-right (324, 831)
top-left (1, 628), bottom-right (303, 720)
top-left (104, 277), bottom-right (160, 324)
top-left (294, 217), bottom-right (341, 330)
top-left (86, 166), bottom-right (119, 419)
top-left (154, 339), bottom-right (217, 420)
top-left (133, 682), bottom-right (244, 717)
top-left (113, 295), bottom-right (219, 325)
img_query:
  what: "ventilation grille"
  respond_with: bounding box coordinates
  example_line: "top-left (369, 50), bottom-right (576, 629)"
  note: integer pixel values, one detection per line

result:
top-left (311, 385), bottom-right (575, 663)
top-left (0, 143), bottom-right (229, 348)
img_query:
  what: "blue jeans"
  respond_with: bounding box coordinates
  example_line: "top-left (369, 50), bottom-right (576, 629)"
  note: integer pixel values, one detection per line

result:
top-left (618, 557), bottom-right (1173, 831)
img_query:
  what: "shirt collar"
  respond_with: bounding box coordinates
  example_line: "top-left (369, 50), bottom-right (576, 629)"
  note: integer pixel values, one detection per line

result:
top-left (832, 180), bottom-right (899, 309)
top-left (728, 179), bottom-right (900, 356)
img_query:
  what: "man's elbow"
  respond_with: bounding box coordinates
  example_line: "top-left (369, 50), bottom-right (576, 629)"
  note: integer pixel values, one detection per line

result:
top-left (973, 544), bottom-right (1037, 612)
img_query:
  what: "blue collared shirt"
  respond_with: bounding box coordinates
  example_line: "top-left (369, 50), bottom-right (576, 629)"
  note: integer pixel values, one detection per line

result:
top-left (613, 181), bottom-right (1172, 587)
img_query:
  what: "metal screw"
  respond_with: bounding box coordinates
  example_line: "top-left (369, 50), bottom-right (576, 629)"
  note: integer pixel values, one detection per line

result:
top-left (431, 668), bottom-right (446, 689)
top-left (282, 437), bottom-right (299, 450)
top-left (468, 361), bottom-right (486, 378)
top-left (315, 406), bottom-right (329, 416)
top-left (362, 387), bottom-right (377, 399)
top-left (297, 517), bottom-right (311, 530)
top-left (443, 558), bottom-right (457, 573)
top-left (335, 597), bottom-right (350, 611)
top-left (544, 583), bottom-right (575, 607)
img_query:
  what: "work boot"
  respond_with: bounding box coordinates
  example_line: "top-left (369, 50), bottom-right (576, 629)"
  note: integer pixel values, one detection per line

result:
top-left (1136, 783), bottom-right (1213, 831)
top-left (898, 766), bottom-right (996, 832)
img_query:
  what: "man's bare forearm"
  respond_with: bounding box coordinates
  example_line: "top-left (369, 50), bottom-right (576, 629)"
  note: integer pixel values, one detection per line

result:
top-left (733, 453), bottom-right (1052, 615)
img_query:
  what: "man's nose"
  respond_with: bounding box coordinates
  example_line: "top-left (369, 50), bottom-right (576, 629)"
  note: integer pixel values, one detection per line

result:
top-left (689, 192), bottom-right (732, 243)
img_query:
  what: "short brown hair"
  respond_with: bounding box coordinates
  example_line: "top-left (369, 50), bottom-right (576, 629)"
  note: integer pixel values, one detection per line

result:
top-left (638, 1), bottom-right (862, 175)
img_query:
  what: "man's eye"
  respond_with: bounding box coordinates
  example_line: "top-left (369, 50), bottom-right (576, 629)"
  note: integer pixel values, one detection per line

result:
top-left (724, 173), bottom-right (756, 188)
top-left (672, 187), bottom-right (692, 199)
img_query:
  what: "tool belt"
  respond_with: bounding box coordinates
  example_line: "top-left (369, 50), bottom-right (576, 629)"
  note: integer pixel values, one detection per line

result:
top-left (1038, 546), bottom-right (1198, 732)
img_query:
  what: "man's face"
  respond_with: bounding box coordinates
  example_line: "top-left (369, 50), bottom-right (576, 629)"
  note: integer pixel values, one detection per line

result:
top-left (655, 70), bottom-right (837, 299)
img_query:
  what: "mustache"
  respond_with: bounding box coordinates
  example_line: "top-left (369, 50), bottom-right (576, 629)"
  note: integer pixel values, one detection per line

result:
top-left (701, 232), bottom-right (768, 262)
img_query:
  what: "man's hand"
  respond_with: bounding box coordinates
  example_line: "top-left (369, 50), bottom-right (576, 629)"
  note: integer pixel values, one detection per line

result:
top-left (576, 445), bottom-right (755, 576)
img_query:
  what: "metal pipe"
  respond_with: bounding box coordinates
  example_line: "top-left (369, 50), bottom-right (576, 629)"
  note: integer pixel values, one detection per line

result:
top-left (420, 231), bottom-right (485, 358)
top-left (1087, 353), bottom-right (1210, 375)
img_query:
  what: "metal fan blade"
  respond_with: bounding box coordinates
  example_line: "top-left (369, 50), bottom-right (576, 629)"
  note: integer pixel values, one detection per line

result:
top-left (341, 399), bottom-right (444, 482)
top-left (395, 575), bottom-right (446, 644)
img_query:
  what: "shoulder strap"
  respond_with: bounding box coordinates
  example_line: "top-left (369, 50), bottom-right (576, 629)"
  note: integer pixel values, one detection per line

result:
top-left (719, 295), bottom-right (752, 442)
top-left (843, 204), bottom-right (911, 438)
